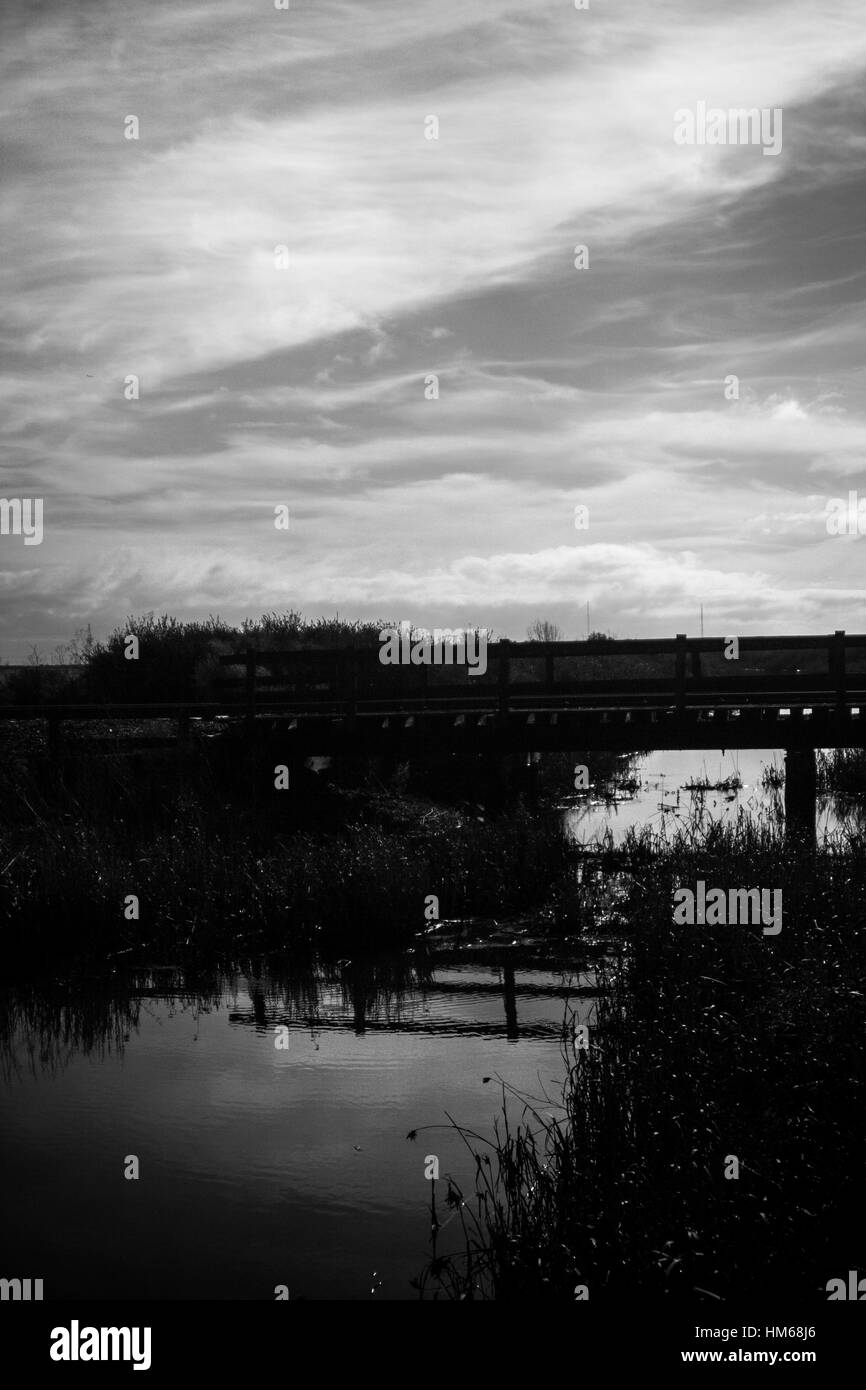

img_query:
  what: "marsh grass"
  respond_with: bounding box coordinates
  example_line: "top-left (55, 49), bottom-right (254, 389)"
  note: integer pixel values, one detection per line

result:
top-left (0, 736), bottom-right (576, 967)
top-left (415, 809), bottom-right (866, 1300)
top-left (683, 773), bottom-right (742, 792)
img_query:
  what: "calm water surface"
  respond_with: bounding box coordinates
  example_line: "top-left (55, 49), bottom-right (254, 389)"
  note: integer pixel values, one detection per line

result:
top-left (566, 747), bottom-right (853, 844)
top-left (0, 955), bottom-right (594, 1300)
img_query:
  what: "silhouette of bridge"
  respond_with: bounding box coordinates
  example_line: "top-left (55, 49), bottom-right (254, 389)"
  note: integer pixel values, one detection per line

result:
top-left (4, 632), bottom-right (865, 836)
top-left (5, 631), bottom-right (866, 751)
top-left (217, 631), bottom-right (866, 754)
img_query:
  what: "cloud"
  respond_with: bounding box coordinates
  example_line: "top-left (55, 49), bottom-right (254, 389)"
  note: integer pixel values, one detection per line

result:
top-left (3, 0), bottom-right (866, 653)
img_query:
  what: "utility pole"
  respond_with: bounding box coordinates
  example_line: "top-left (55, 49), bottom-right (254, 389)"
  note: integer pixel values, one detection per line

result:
top-left (700, 604), bottom-right (704, 638)
top-left (586, 601), bottom-right (590, 639)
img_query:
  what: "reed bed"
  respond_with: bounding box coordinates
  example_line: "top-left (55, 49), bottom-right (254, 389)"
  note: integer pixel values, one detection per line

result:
top-left (415, 809), bottom-right (866, 1300)
top-left (0, 738), bottom-right (575, 967)
top-left (818, 747), bottom-right (866, 801)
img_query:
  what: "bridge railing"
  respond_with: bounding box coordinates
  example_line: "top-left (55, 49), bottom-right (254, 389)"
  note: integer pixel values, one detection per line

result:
top-left (2, 634), bottom-right (865, 724)
top-left (211, 631), bottom-right (866, 723)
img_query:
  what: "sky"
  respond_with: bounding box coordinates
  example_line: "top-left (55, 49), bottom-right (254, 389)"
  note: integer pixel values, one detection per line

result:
top-left (2, 0), bottom-right (866, 659)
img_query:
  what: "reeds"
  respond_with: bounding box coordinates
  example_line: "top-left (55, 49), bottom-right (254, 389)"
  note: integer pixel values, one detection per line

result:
top-left (818, 747), bottom-right (866, 800)
top-left (0, 735), bottom-right (576, 967)
top-left (416, 809), bottom-right (866, 1300)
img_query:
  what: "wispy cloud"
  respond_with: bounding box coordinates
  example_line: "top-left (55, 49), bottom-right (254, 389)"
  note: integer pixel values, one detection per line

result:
top-left (2, 0), bottom-right (866, 652)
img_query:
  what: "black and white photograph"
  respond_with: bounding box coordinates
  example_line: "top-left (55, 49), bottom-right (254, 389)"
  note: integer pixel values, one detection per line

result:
top-left (1, 0), bottom-right (864, 1366)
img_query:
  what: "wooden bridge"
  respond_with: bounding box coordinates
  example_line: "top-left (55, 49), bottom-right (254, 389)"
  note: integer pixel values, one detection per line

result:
top-left (3, 631), bottom-right (866, 752)
top-left (3, 632), bottom-right (865, 834)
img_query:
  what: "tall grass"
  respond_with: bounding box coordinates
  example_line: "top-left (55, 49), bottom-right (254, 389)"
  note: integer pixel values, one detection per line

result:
top-left (0, 736), bottom-right (576, 968)
top-left (416, 810), bottom-right (866, 1300)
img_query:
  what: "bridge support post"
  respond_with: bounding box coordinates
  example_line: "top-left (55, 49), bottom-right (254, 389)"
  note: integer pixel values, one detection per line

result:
top-left (244, 648), bottom-right (257, 737)
top-left (675, 633), bottom-right (687, 716)
top-left (830, 629), bottom-right (846, 722)
top-left (784, 747), bottom-right (816, 848)
top-left (498, 639), bottom-right (511, 723)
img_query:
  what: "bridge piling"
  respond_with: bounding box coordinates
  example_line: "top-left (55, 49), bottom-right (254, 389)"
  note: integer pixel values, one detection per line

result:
top-left (831, 629), bottom-right (846, 718)
top-left (784, 747), bottom-right (817, 848)
top-left (498, 639), bottom-right (511, 721)
top-left (675, 633), bottom-right (687, 715)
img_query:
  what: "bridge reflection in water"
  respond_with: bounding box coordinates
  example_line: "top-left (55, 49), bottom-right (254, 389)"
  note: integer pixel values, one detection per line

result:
top-left (0, 946), bottom-right (602, 1083)
top-left (0, 948), bottom-right (591, 1300)
top-left (235, 947), bottom-right (600, 1044)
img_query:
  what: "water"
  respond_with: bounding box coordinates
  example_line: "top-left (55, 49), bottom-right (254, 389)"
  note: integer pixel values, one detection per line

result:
top-left (0, 952), bottom-right (595, 1301)
top-left (565, 747), bottom-right (850, 845)
top-left (2, 746), bottom-right (857, 1300)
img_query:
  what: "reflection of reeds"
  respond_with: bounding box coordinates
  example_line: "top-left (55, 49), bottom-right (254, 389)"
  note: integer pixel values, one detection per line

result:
top-left (818, 748), bottom-right (866, 800)
top-left (416, 814), bottom-right (866, 1300)
top-left (0, 984), bottom-right (135, 1083)
top-left (0, 976), bottom-right (173, 1083)
top-left (0, 954), bottom-right (435, 1080)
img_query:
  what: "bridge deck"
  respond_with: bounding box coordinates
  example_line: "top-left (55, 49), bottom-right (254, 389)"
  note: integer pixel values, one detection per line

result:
top-left (2, 633), bottom-right (865, 752)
